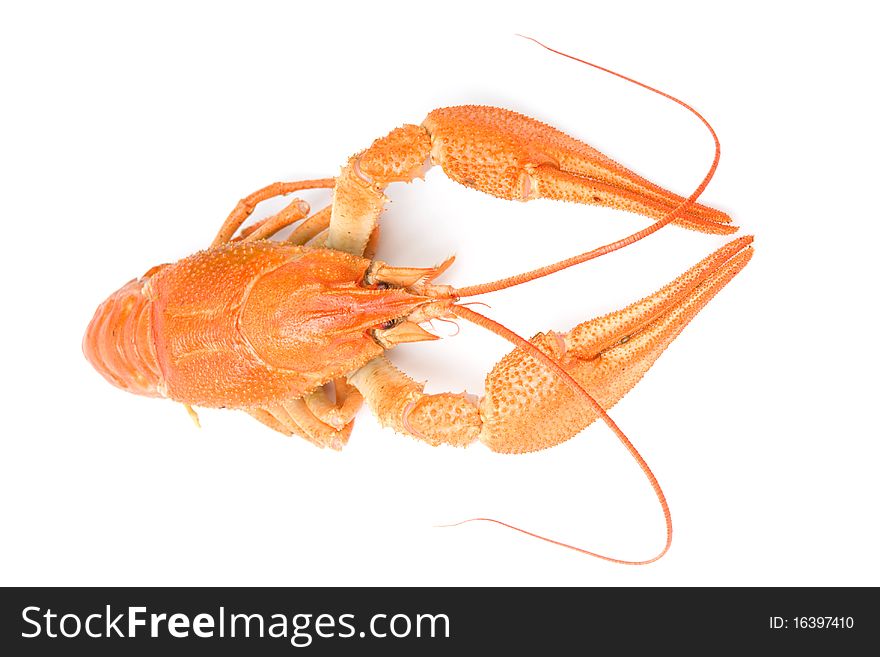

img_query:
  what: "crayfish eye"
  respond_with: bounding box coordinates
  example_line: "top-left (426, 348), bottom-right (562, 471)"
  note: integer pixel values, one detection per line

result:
top-left (378, 319), bottom-right (399, 330)
top-left (376, 282), bottom-right (391, 290)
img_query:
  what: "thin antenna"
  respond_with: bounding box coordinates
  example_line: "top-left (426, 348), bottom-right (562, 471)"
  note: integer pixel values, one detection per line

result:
top-left (454, 36), bottom-right (724, 298)
top-left (449, 305), bottom-right (671, 564)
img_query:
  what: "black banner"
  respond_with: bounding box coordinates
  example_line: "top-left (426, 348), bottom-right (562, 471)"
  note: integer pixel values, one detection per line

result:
top-left (1, 587), bottom-right (874, 654)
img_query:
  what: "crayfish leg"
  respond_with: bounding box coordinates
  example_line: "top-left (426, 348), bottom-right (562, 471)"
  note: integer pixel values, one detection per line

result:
top-left (287, 206), bottom-right (332, 245)
top-left (303, 381), bottom-right (364, 431)
top-left (348, 356), bottom-right (481, 448)
top-left (212, 178), bottom-right (335, 247)
top-left (329, 124), bottom-right (432, 255)
top-left (245, 396), bottom-right (356, 451)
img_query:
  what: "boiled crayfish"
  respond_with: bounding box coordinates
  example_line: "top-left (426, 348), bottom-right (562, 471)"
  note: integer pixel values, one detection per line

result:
top-left (83, 41), bottom-right (752, 563)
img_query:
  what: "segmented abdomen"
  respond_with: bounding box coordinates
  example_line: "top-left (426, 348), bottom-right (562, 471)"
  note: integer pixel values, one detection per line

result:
top-left (83, 276), bottom-right (163, 397)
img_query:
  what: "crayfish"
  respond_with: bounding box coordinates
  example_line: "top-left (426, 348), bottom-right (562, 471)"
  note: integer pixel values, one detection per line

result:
top-left (83, 41), bottom-right (752, 563)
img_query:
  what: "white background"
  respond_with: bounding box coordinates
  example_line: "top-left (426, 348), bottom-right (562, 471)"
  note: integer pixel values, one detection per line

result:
top-left (2, 1), bottom-right (877, 586)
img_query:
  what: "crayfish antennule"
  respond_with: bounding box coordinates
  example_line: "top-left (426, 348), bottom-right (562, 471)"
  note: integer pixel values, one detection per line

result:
top-left (432, 316), bottom-right (461, 337)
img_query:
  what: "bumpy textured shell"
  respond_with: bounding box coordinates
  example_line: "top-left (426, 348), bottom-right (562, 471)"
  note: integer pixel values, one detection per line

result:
top-left (83, 242), bottom-right (423, 409)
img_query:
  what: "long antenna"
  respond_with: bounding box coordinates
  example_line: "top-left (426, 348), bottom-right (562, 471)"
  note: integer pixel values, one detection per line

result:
top-left (450, 305), bottom-right (671, 565)
top-left (454, 36), bottom-right (724, 298)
